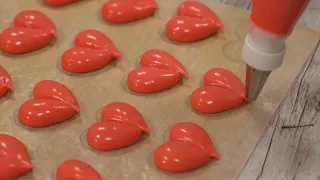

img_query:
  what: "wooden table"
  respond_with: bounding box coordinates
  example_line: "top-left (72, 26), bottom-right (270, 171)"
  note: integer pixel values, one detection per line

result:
top-left (211, 0), bottom-right (320, 179)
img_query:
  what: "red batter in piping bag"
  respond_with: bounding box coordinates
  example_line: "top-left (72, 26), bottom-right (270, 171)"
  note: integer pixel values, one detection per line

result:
top-left (87, 102), bottom-right (150, 151)
top-left (190, 68), bottom-right (245, 114)
top-left (43, 0), bottom-right (80, 6)
top-left (56, 159), bottom-right (102, 180)
top-left (0, 134), bottom-right (34, 180)
top-left (0, 10), bottom-right (56, 55)
top-left (18, 80), bottom-right (80, 128)
top-left (154, 122), bottom-right (219, 173)
top-left (0, 65), bottom-right (14, 99)
top-left (127, 49), bottom-right (189, 94)
top-left (101, 0), bottom-right (158, 24)
top-left (61, 30), bottom-right (122, 74)
top-left (165, 0), bottom-right (223, 43)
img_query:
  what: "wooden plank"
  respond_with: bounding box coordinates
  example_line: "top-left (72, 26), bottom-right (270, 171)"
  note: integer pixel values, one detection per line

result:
top-left (238, 42), bottom-right (320, 180)
top-left (220, 0), bottom-right (320, 179)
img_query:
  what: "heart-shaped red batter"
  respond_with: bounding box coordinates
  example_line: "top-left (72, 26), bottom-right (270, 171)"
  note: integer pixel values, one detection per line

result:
top-left (56, 159), bottom-right (102, 180)
top-left (0, 65), bottom-right (14, 99)
top-left (43, 0), bottom-right (80, 6)
top-left (101, 0), bottom-right (158, 24)
top-left (140, 49), bottom-right (190, 78)
top-left (0, 134), bottom-right (34, 180)
top-left (127, 49), bottom-right (189, 94)
top-left (61, 30), bottom-right (122, 74)
top-left (18, 80), bottom-right (80, 128)
top-left (165, 0), bottom-right (223, 42)
top-left (0, 10), bottom-right (56, 54)
top-left (154, 122), bottom-right (219, 172)
top-left (190, 68), bottom-right (245, 114)
top-left (87, 102), bottom-right (149, 151)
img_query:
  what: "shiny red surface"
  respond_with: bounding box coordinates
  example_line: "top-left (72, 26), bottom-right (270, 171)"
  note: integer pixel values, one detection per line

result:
top-left (128, 49), bottom-right (189, 94)
top-left (127, 67), bottom-right (180, 94)
top-left (74, 30), bottom-right (122, 58)
top-left (0, 134), bottom-right (32, 162)
top-left (0, 158), bottom-right (34, 180)
top-left (190, 68), bottom-right (245, 114)
top-left (251, 0), bottom-right (309, 35)
top-left (169, 122), bottom-right (220, 159)
top-left (14, 10), bottom-right (57, 39)
top-left (87, 121), bottom-right (142, 151)
top-left (140, 49), bottom-right (190, 78)
top-left (0, 65), bottom-right (14, 99)
top-left (87, 102), bottom-right (149, 151)
top-left (0, 10), bottom-right (56, 54)
top-left (33, 80), bottom-right (80, 112)
top-left (203, 68), bottom-right (245, 98)
top-left (101, 102), bottom-right (150, 134)
top-left (101, 0), bottom-right (158, 24)
top-left (0, 27), bottom-right (52, 55)
top-left (44, 0), bottom-right (80, 6)
top-left (19, 99), bottom-right (76, 128)
top-left (154, 122), bottom-right (218, 172)
top-left (62, 30), bottom-right (122, 74)
top-left (165, 0), bottom-right (223, 42)
top-left (18, 80), bottom-right (79, 128)
top-left (56, 159), bottom-right (102, 180)
top-left (62, 47), bottom-right (115, 73)
top-left (0, 134), bottom-right (34, 180)
top-left (177, 0), bottom-right (224, 30)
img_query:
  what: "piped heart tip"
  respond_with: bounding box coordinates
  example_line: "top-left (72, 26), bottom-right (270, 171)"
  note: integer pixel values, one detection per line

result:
top-left (21, 160), bottom-right (35, 170)
top-left (72, 104), bottom-right (80, 113)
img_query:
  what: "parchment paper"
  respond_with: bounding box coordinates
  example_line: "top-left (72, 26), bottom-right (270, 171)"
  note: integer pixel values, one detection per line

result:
top-left (0, 0), bottom-right (319, 179)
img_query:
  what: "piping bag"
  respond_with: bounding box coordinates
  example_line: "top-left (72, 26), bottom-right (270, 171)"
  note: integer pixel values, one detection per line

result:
top-left (242, 0), bottom-right (310, 101)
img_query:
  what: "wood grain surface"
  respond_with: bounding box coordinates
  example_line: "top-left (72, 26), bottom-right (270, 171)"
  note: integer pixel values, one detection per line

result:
top-left (210, 0), bottom-right (320, 180)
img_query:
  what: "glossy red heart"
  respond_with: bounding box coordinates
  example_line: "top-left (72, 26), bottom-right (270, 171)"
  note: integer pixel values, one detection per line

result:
top-left (19, 99), bottom-right (76, 128)
top-left (166, 16), bottom-right (218, 43)
top-left (177, 0), bottom-right (224, 30)
top-left (0, 65), bottom-right (14, 99)
top-left (169, 122), bottom-right (220, 159)
top-left (87, 102), bottom-right (149, 151)
top-left (190, 68), bottom-right (245, 114)
top-left (127, 67), bottom-right (180, 94)
top-left (203, 68), bottom-right (245, 98)
top-left (191, 86), bottom-right (244, 114)
top-left (154, 122), bottom-right (219, 172)
top-left (33, 80), bottom-right (80, 112)
top-left (154, 141), bottom-right (210, 173)
top-left (140, 49), bottom-right (190, 78)
top-left (0, 158), bottom-right (34, 180)
top-left (74, 29), bottom-right (122, 58)
top-left (87, 121), bottom-right (143, 151)
top-left (61, 47), bottom-right (115, 74)
top-left (165, 0), bottom-right (223, 42)
top-left (43, 0), bottom-right (80, 6)
top-left (14, 10), bottom-right (57, 39)
top-left (0, 10), bottom-right (56, 55)
top-left (0, 134), bottom-right (34, 180)
top-left (0, 27), bottom-right (52, 55)
top-left (0, 134), bottom-right (32, 162)
top-left (61, 30), bottom-right (121, 74)
top-left (101, 0), bottom-right (158, 24)
top-left (101, 102), bottom-right (150, 134)
top-left (18, 80), bottom-right (79, 128)
top-left (56, 159), bottom-right (102, 180)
